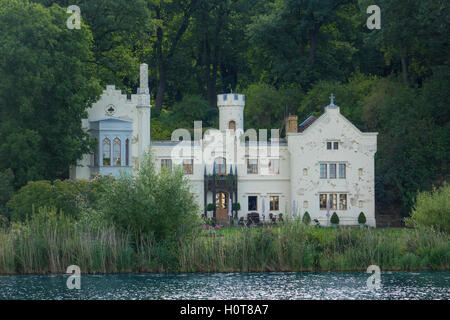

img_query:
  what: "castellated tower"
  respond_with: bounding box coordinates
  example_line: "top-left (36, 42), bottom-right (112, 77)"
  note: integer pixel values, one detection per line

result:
top-left (217, 93), bottom-right (245, 132)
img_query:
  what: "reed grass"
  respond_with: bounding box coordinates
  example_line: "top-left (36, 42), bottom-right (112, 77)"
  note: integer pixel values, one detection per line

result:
top-left (0, 217), bottom-right (448, 274)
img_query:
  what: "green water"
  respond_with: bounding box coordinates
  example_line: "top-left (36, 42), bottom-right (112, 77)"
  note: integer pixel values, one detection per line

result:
top-left (0, 271), bottom-right (448, 300)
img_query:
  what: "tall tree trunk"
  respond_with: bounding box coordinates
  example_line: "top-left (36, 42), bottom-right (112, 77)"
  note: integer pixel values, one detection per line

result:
top-left (155, 61), bottom-right (166, 110)
top-left (400, 47), bottom-right (409, 85)
top-left (205, 39), bottom-right (218, 108)
top-left (308, 23), bottom-right (321, 63)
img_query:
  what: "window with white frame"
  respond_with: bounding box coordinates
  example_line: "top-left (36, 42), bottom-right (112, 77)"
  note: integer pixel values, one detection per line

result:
top-left (247, 159), bottom-right (258, 174)
top-left (214, 157), bottom-right (226, 175)
top-left (161, 159), bottom-right (172, 170)
top-left (319, 193), bottom-right (348, 210)
top-left (329, 164), bottom-right (337, 179)
top-left (320, 163), bottom-right (346, 179)
top-left (339, 164), bottom-right (346, 179)
top-left (268, 159), bottom-right (280, 174)
top-left (269, 196), bottom-right (279, 211)
top-left (320, 164), bottom-right (327, 179)
top-left (248, 196), bottom-right (257, 211)
top-left (326, 141), bottom-right (339, 150)
top-left (183, 159), bottom-right (193, 174)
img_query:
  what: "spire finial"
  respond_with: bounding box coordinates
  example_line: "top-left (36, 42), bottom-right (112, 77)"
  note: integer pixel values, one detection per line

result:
top-left (330, 93), bottom-right (335, 105)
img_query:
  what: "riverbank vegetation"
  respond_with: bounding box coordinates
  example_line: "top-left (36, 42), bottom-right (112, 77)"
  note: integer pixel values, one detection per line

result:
top-left (0, 158), bottom-right (448, 275)
top-left (0, 213), bottom-right (448, 274)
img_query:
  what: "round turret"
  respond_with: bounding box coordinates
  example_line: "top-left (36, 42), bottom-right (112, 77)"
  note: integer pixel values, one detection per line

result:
top-left (217, 93), bottom-right (245, 132)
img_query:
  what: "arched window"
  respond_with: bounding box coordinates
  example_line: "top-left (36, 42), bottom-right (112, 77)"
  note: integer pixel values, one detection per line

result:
top-left (214, 157), bottom-right (226, 175)
top-left (125, 139), bottom-right (130, 166)
top-left (113, 138), bottom-right (121, 166)
top-left (228, 120), bottom-right (236, 131)
top-left (102, 138), bottom-right (111, 166)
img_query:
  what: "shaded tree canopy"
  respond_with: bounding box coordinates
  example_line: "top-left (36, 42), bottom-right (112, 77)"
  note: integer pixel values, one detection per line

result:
top-left (0, 0), bottom-right (448, 218)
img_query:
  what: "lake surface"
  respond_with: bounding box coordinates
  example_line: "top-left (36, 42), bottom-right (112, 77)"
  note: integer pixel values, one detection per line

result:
top-left (0, 271), bottom-right (448, 300)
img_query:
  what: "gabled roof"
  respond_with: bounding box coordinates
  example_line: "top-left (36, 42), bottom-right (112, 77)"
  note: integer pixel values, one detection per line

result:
top-left (298, 115), bottom-right (319, 132)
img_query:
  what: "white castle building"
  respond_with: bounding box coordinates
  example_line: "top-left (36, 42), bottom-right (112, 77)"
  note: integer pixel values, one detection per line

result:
top-left (73, 64), bottom-right (378, 226)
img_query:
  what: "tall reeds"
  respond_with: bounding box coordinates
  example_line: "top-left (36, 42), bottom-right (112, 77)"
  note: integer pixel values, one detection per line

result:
top-left (0, 214), bottom-right (448, 274)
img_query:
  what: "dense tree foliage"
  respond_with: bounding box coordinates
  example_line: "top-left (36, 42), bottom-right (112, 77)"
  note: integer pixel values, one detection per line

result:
top-left (0, 0), bottom-right (101, 187)
top-left (0, 0), bottom-right (448, 219)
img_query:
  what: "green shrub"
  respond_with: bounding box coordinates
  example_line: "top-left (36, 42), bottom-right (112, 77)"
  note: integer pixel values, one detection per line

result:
top-left (7, 180), bottom-right (55, 221)
top-left (330, 212), bottom-right (339, 225)
top-left (101, 153), bottom-right (201, 242)
top-left (232, 202), bottom-right (241, 211)
top-left (206, 203), bottom-right (216, 211)
top-left (358, 212), bottom-right (366, 224)
top-left (7, 177), bottom-right (114, 222)
top-left (302, 211), bottom-right (311, 225)
top-left (405, 182), bottom-right (450, 233)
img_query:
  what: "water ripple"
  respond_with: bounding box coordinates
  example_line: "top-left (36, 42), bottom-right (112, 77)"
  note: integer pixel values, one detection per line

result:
top-left (0, 271), bottom-right (448, 300)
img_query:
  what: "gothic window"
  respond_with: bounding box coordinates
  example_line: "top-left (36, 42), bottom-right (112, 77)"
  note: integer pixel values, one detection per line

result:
top-left (327, 142), bottom-right (332, 150)
top-left (93, 139), bottom-right (99, 166)
top-left (102, 138), bottom-right (111, 166)
top-left (214, 157), bottom-right (226, 175)
top-left (223, 94), bottom-right (227, 101)
top-left (228, 120), bottom-right (236, 131)
top-left (113, 138), bottom-right (121, 166)
top-left (234, 94), bottom-right (238, 100)
top-left (125, 139), bottom-right (130, 166)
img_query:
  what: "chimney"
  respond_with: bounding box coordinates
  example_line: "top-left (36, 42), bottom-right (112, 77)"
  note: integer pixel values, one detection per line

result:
top-left (287, 115), bottom-right (298, 133)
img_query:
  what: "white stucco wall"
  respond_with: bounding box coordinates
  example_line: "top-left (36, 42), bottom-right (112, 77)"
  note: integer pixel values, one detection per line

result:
top-left (74, 78), bottom-right (378, 227)
top-left (287, 106), bottom-right (377, 226)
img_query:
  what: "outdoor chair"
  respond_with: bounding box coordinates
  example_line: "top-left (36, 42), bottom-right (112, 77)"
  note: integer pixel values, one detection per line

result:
top-left (247, 213), bottom-right (260, 226)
